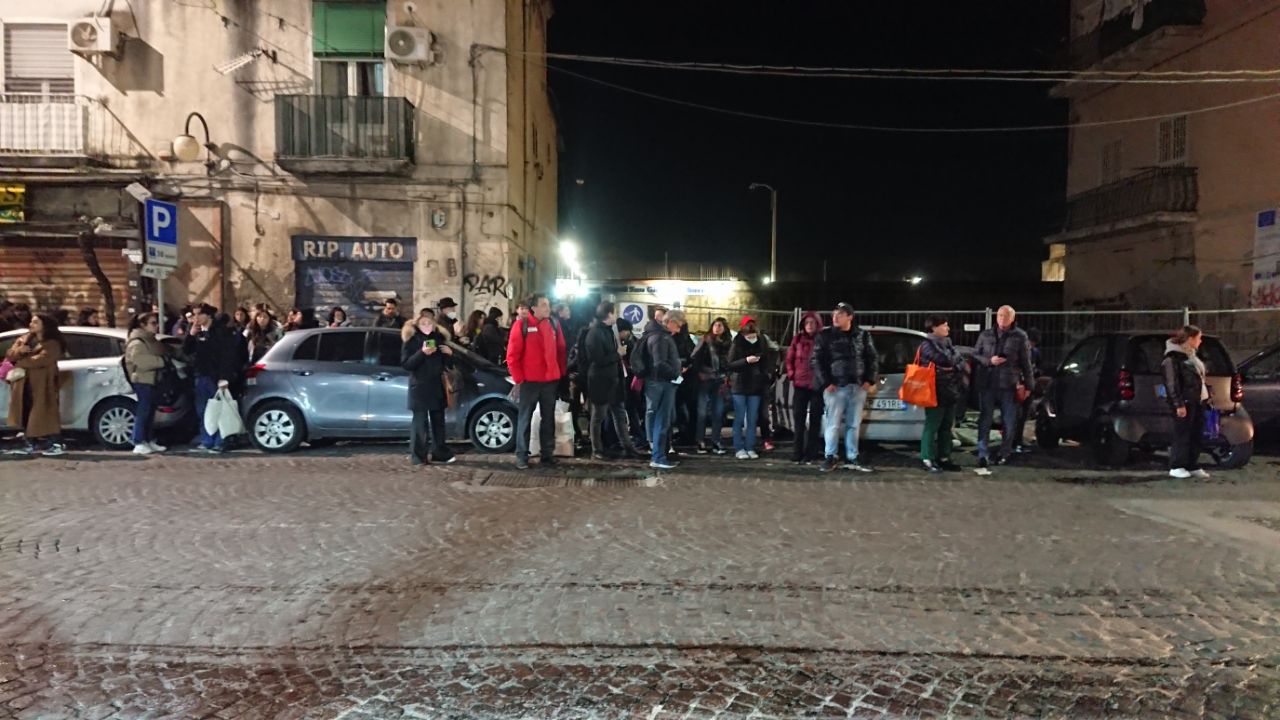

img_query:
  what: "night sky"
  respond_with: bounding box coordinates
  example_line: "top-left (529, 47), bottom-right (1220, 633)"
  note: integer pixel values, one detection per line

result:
top-left (548, 0), bottom-right (1070, 283)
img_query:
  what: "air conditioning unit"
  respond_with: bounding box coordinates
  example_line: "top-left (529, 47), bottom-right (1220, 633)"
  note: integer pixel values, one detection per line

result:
top-left (68, 17), bottom-right (116, 54)
top-left (386, 26), bottom-right (434, 65)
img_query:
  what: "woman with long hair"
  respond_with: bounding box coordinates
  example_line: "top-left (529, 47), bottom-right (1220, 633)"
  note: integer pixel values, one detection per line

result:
top-left (690, 317), bottom-right (732, 454)
top-left (1162, 325), bottom-right (1211, 479)
top-left (247, 310), bottom-right (282, 363)
top-left (76, 307), bottom-right (100, 327)
top-left (401, 312), bottom-right (456, 466)
top-left (124, 312), bottom-right (171, 455)
top-left (460, 309), bottom-right (486, 348)
top-left (726, 319), bottom-right (773, 460)
top-left (232, 307), bottom-right (251, 333)
top-left (4, 314), bottom-right (66, 455)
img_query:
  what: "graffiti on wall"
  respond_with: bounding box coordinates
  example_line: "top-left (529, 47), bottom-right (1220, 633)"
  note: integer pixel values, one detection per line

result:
top-left (463, 273), bottom-right (510, 308)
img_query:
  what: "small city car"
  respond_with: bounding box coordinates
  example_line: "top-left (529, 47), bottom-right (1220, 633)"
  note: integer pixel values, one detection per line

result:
top-left (774, 326), bottom-right (928, 443)
top-left (1036, 332), bottom-right (1253, 468)
top-left (1236, 342), bottom-right (1280, 444)
top-left (239, 327), bottom-right (519, 454)
top-left (0, 327), bottom-right (194, 449)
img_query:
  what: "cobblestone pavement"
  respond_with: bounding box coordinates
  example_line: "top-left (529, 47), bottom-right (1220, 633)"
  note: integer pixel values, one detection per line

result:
top-left (1, 440), bottom-right (1278, 719)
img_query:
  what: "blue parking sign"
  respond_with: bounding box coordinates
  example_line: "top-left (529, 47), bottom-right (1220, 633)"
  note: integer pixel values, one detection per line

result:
top-left (144, 199), bottom-right (179, 266)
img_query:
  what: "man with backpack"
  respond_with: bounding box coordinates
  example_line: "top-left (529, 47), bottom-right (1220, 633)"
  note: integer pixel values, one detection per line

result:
top-left (506, 293), bottom-right (567, 470)
top-left (633, 309), bottom-right (685, 470)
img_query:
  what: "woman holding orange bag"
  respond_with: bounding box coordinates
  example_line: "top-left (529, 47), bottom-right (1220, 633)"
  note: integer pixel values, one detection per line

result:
top-left (918, 315), bottom-right (965, 473)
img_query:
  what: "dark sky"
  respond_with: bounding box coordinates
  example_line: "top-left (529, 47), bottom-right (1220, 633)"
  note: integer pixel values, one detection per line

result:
top-left (548, 0), bottom-right (1070, 283)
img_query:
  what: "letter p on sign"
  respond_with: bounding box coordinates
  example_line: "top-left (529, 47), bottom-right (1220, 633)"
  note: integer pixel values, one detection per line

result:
top-left (144, 199), bottom-right (179, 267)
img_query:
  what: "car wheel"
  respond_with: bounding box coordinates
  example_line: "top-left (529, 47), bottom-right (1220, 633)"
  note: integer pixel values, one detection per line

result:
top-left (1035, 409), bottom-right (1059, 450)
top-left (1209, 440), bottom-right (1253, 469)
top-left (1090, 421), bottom-right (1129, 467)
top-left (91, 397), bottom-right (137, 451)
top-left (470, 401), bottom-right (517, 454)
top-left (249, 401), bottom-right (305, 453)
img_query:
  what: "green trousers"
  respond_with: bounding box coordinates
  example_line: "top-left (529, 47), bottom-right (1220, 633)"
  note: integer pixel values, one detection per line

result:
top-left (921, 403), bottom-right (957, 462)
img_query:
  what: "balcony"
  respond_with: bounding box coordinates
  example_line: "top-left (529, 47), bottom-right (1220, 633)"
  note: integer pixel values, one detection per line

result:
top-left (0, 94), bottom-right (86, 166)
top-left (275, 95), bottom-right (415, 175)
top-left (1062, 0), bottom-right (1205, 71)
top-left (1047, 166), bottom-right (1198, 244)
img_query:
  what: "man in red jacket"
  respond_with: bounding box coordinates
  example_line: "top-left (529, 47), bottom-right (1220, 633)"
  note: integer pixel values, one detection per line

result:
top-left (506, 293), bottom-right (567, 469)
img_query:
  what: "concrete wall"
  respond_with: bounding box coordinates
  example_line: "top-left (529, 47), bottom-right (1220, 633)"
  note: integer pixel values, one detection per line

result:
top-left (1061, 1), bottom-right (1280, 308)
top-left (0, 0), bottom-right (557, 320)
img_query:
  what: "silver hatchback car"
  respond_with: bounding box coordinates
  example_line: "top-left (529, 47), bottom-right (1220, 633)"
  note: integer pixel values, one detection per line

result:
top-left (239, 327), bottom-right (519, 453)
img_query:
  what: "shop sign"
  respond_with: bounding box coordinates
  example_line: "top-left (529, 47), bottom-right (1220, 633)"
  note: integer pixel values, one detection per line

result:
top-left (292, 235), bottom-right (417, 263)
top-left (0, 185), bottom-right (24, 223)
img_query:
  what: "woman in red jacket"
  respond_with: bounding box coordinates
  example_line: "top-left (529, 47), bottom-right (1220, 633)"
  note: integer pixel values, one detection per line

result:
top-left (785, 312), bottom-right (825, 463)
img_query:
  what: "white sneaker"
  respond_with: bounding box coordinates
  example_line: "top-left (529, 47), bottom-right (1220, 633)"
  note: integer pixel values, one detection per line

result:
top-left (148, 441), bottom-right (167, 453)
top-left (1191, 469), bottom-right (1211, 479)
top-left (747, 451), bottom-right (759, 460)
top-left (735, 450), bottom-right (750, 460)
top-left (1169, 468), bottom-right (1192, 479)
top-left (132, 444), bottom-right (154, 455)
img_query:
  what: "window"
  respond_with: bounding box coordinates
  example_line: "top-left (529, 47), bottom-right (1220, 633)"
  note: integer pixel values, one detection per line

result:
top-left (1101, 140), bottom-right (1123, 183)
top-left (375, 331), bottom-right (403, 367)
top-left (316, 331), bottom-right (366, 363)
top-left (293, 334), bottom-right (319, 361)
top-left (1158, 116), bottom-right (1188, 165)
top-left (2, 24), bottom-right (74, 96)
top-left (871, 331), bottom-right (924, 376)
top-left (313, 1), bottom-right (386, 97)
top-left (62, 333), bottom-right (117, 360)
top-left (1244, 349), bottom-right (1280, 382)
top-left (1062, 337), bottom-right (1108, 376)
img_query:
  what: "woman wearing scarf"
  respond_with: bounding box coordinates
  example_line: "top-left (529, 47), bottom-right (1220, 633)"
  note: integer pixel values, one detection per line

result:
top-left (1161, 325), bottom-right (1211, 479)
top-left (690, 317), bottom-right (733, 455)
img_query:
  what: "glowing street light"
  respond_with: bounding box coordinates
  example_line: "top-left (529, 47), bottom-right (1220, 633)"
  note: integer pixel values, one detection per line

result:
top-left (908, 276), bottom-right (924, 286)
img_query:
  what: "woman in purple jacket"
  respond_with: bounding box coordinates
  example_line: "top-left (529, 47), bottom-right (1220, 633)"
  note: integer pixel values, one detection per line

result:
top-left (786, 312), bottom-right (825, 463)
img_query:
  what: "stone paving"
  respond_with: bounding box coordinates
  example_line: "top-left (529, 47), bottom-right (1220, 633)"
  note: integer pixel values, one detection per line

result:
top-left (0, 441), bottom-right (1278, 719)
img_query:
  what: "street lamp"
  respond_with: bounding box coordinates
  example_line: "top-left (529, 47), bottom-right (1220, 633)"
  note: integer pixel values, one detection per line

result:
top-left (749, 183), bottom-right (777, 284)
top-left (172, 111), bottom-right (218, 174)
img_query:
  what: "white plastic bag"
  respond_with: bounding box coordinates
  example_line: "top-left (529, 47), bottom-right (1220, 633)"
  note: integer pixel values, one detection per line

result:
top-left (203, 388), bottom-right (244, 438)
top-left (530, 399), bottom-right (575, 458)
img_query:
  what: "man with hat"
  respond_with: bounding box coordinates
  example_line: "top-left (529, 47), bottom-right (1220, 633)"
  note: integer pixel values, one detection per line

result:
top-left (436, 297), bottom-right (460, 342)
top-left (810, 302), bottom-right (878, 473)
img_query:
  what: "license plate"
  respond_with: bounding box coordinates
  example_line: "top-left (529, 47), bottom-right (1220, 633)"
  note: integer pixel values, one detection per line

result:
top-left (871, 398), bottom-right (906, 411)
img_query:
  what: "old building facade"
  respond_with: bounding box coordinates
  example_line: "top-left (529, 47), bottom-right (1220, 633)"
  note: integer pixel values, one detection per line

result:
top-left (0, 0), bottom-right (557, 325)
top-left (1047, 0), bottom-right (1279, 309)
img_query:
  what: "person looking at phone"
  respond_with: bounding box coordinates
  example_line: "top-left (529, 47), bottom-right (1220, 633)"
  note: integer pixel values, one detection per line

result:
top-left (402, 312), bottom-right (455, 466)
top-left (972, 305), bottom-right (1033, 468)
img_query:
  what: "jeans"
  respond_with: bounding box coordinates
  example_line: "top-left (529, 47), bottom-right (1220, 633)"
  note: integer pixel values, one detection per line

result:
top-left (194, 375), bottom-right (223, 450)
top-left (515, 380), bottom-right (558, 461)
top-left (695, 378), bottom-right (726, 448)
top-left (591, 401), bottom-right (636, 455)
top-left (132, 383), bottom-right (155, 445)
top-left (791, 386), bottom-right (824, 461)
top-left (732, 394), bottom-right (762, 453)
top-left (977, 387), bottom-right (1020, 460)
top-left (410, 408), bottom-right (451, 465)
top-left (921, 402), bottom-right (957, 462)
top-left (823, 384), bottom-right (867, 460)
top-left (1169, 403), bottom-right (1204, 471)
top-left (644, 381), bottom-right (676, 463)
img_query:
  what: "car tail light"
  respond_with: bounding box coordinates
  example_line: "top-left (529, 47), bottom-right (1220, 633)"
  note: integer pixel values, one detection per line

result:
top-left (245, 363), bottom-right (267, 380)
top-left (1231, 373), bottom-right (1244, 403)
top-left (1117, 369), bottom-right (1135, 401)
top-left (158, 406), bottom-right (177, 414)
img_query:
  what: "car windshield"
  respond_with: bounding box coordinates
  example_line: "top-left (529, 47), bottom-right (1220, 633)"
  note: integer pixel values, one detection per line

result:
top-left (871, 331), bottom-right (925, 375)
top-left (1130, 336), bottom-right (1235, 376)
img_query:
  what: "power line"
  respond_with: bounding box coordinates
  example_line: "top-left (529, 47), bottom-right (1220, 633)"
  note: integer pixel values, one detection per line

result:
top-left (542, 61), bottom-right (1280, 134)
top-left (530, 51), bottom-right (1280, 84)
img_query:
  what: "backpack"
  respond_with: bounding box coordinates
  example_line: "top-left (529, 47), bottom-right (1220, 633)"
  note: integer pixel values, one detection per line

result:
top-left (567, 326), bottom-right (590, 379)
top-left (630, 334), bottom-right (653, 379)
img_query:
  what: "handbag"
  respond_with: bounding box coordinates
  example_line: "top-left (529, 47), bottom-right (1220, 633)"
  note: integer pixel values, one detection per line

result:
top-left (899, 346), bottom-right (938, 408)
top-left (0, 358), bottom-right (16, 382)
top-left (1202, 406), bottom-right (1221, 440)
top-left (1015, 383), bottom-right (1032, 404)
top-left (203, 388), bottom-right (245, 438)
top-left (442, 370), bottom-right (457, 409)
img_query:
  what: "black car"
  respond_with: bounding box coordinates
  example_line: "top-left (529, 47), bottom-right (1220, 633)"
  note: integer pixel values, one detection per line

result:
top-left (1237, 342), bottom-right (1280, 444)
top-left (1036, 333), bottom-right (1253, 468)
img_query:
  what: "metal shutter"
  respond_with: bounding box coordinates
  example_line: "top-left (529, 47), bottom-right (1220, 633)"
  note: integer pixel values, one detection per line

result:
top-left (3, 24), bottom-right (74, 95)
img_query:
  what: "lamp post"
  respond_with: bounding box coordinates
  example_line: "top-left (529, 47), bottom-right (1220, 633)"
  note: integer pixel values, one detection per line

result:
top-left (749, 182), bottom-right (777, 284)
top-left (172, 111), bottom-right (217, 174)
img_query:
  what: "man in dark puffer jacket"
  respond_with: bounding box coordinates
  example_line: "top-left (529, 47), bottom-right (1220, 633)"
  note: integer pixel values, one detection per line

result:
top-left (810, 302), bottom-right (878, 473)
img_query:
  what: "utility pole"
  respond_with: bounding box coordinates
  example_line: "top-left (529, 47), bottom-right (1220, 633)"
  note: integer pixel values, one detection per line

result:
top-left (749, 183), bottom-right (777, 283)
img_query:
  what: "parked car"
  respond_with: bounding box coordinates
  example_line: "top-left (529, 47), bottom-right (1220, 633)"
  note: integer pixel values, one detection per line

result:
top-left (1237, 342), bottom-right (1280, 443)
top-left (1036, 332), bottom-right (1253, 468)
top-left (0, 326), bottom-right (194, 450)
top-left (774, 326), bottom-right (928, 443)
top-left (239, 327), bottom-right (519, 453)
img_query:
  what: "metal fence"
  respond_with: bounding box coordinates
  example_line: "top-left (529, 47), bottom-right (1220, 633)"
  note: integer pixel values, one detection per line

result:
top-left (682, 305), bottom-right (795, 342)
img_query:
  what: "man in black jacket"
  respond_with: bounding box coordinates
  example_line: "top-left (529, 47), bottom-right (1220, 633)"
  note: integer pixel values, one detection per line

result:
top-left (181, 303), bottom-right (238, 453)
top-left (810, 302), bottom-right (878, 473)
top-left (640, 309), bottom-right (684, 470)
top-left (375, 299), bottom-right (406, 329)
top-left (584, 302), bottom-right (642, 460)
top-left (972, 305), bottom-right (1034, 467)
